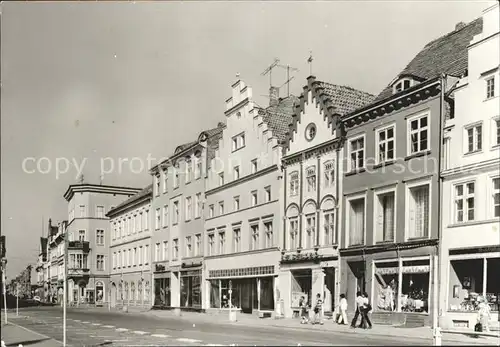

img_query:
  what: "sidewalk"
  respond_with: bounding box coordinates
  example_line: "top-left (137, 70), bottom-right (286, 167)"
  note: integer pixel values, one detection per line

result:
top-left (1, 321), bottom-right (62, 347)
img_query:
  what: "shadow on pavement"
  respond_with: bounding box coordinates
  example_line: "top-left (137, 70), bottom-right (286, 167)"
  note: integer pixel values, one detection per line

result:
top-left (6, 338), bottom-right (52, 346)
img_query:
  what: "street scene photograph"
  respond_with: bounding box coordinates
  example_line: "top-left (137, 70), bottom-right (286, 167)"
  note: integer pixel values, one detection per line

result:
top-left (1, 0), bottom-right (499, 346)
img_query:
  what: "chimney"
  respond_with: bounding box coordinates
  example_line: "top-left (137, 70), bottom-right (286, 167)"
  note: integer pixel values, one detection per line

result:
top-left (269, 86), bottom-right (279, 107)
top-left (455, 22), bottom-right (466, 31)
top-left (217, 122), bottom-right (225, 128)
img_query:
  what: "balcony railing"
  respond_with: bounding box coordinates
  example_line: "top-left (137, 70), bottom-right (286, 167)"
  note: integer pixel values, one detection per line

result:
top-left (68, 268), bottom-right (90, 277)
top-left (68, 241), bottom-right (90, 252)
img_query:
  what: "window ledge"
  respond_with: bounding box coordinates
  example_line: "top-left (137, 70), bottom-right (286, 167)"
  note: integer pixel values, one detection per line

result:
top-left (407, 236), bottom-right (429, 242)
top-left (447, 218), bottom-right (500, 229)
top-left (405, 150), bottom-right (431, 161)
top-left (373, 160), bottom-right (396, 169)
top-left (231, 145), bottom-right (246, 153)
top-left (375, 240), bottom-right (395, 245)
top-left (345, 168), bottom-right (366, 177)
top-left (484, 95), bottom-right (498, 102)
top-left (464, 150), bottom-right (483, 157)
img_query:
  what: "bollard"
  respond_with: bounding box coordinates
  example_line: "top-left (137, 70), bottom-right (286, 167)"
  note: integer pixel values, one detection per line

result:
top-left (433, 327), bottom-right (442, 346)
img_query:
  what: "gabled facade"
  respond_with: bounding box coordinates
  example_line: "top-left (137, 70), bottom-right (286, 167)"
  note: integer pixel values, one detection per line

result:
top-left (203, 81), bottom-right (294, 316)
top-left (63, 184), bottom-right (141, 306)
top-left (47, 219), bottom-right (65, 303)
top-left (279, 76), bottom-right (374, 318)
top-left (107, 184), bottom-right (153, 309)
top-left (150, 123), bottom-right (223, 311)
top-left (35, 236), bottom-right (48, 301)
top-left (339, 18), bottom-right (482, 327)
top-left (439, 3), bottom-right (500, 330)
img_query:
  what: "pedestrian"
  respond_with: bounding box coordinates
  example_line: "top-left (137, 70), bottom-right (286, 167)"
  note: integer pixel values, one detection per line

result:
top-left (299, 296), bottom-right (309, 324)
top-left (359, 292), bottom-right (373, 329)
top-left (350, 291), bottom-right (364, 328)
top-left (477, 296), bottom-right (491, 332)
top-left (312, 293), bottom-right (324, 325)
top-left (337, 294), bottom-right (348, 325)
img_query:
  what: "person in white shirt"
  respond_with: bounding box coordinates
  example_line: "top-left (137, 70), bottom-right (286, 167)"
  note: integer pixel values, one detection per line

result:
top-left (350, 291), bottom-right (364, 328)
top-left (360, 292), bottom-right (373, 329)
top-left (337, 293), bottom-right (348, 325)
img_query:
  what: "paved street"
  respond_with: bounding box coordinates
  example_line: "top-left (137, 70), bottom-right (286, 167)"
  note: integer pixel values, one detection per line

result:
top-left (1, 307), bottom-right (499, 346)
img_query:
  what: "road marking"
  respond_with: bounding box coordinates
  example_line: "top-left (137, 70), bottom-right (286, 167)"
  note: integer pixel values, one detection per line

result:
top-left (102, 325), bottom-right (115, 328)
top-left (116, 328), bottom-right (129, 332)
top-left (92, 323), bottom-right (102, 326)
top-left (151, 334), bottom-right (170, 338)
top-left (4, 320), bottom-right (63, 345)
top-left (133, 330), bottom-right (149, 335)
top-left (82, 321), bottom-right (90, 324)
top-left (205, 344), bottom-right (225, 346)
top-left (177, 338), bottom-right (202, 343)
top-left (73, 319), bottom-right (81, 322)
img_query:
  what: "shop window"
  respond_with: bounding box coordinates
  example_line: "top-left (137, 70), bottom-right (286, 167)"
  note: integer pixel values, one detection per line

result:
top-left (221, 279), bottom-right (240, 309)
top-left (290, 269), bottom-right (312, 308)
top-left (373, 261), bottom-right (398, 312)
top-left (154, 278), bottom-right (170, 306)
top-left (180, 271), bottom-right (202, 308)
top-left (401, 259), bottom-right (430, 313)
top-left (486, 258), bottom-right (500, 312)
top-left (259, 277), bottom-right (275, 311)
top-left (210, 280), bottom-right (220, 308)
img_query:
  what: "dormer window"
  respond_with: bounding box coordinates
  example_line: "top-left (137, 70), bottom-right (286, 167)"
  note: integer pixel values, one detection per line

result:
top-left (393, 78), bottom-right (415, 94)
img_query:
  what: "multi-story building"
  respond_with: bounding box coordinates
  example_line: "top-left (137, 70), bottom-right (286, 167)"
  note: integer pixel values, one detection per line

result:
top-left (35, 236), bottom-right (48, 301)
top-left (279, 76), bottom-right (374, 319)
top-left (48, 219), bottom-right (65, 303)
top-left (439, 3), bottom-right (499, 330)
top-left (63, 184), bottom-right (141, 306)
top-left (150, 124), bottom-right (223, 311)
top-left (204, 81), bottom-right (294, 316)
top-left (338, 19), bottom-right (482, 327)
top-left (108, 184), bottom-right (153, 309)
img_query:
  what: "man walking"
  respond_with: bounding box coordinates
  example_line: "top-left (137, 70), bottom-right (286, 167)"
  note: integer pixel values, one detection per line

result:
top-left (350, 291), bottom-right (364, 328)
top-left (337, 293), bottom-right (348, 325)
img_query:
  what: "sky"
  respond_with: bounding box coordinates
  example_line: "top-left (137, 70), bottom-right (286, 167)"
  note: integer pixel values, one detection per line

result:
top-left (0, 0), bottom-right (495, 280)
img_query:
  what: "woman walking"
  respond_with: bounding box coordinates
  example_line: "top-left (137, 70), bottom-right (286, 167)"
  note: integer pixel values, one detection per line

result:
top-left (312, 293), bottom-right (324, 325)
top-left (360, 292), bottom-right (373, 329)
top-left (299, 296), bottom-right (309, 324)
top-left (477, 296), bottom-right (491, 332)
top-left (337, 294), bottom-right (348, 325)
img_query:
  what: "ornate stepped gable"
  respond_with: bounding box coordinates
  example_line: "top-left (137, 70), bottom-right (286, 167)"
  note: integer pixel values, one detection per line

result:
top-left (284, 76), bottom-right (375, 151)
top-left (375, 18), bottom-right (483, 102)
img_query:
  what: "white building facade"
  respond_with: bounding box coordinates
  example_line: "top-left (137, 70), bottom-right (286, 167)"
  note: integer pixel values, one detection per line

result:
top-left (439, 3), bottom-right (500, 330)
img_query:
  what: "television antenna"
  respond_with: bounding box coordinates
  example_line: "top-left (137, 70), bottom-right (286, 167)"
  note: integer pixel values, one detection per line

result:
top-left (276, 63), bottom-right (299, 97)
top-left (261, 58), bottom-right (280, 87)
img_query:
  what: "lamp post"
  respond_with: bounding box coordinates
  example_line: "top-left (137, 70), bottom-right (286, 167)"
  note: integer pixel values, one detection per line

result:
top-left (2, 258), bottom-right (8, 324)
top-left (228, 280), bottom-right (236, 322)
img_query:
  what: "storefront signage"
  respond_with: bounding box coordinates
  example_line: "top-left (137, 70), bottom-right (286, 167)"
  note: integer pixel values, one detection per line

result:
top-left (376, 267), bottom-right (398, 275)
top-left (180, 270), bottom-right (201, 277)
top-left (402, 265), bottom-right (430, 274)
top-left (209, 265), bottom-right (274, 279)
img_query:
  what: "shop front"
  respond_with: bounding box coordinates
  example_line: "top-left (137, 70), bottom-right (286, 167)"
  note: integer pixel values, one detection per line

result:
top-left (340, 241), bottom-right (437, 327)
top-left (279, 251), bottom-right (338, 319)
top-left (441, 247), bottom-right (500, 330)
top-left (153, 267), bottom-right (171, 308)
top-left (180, 268), bottom-right (202, 311)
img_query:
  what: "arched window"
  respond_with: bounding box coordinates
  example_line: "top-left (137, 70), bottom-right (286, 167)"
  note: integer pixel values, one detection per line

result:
top-left (96, 281), bottom-right (104, 303)
top-left (303, 202), bottom-right (316, 249)
top-left (286, 205), bottom-right (299, 250)
top-left (321, 198), bottom-right (336, 245)
top-left (393, 77), bottom-right (416, 94)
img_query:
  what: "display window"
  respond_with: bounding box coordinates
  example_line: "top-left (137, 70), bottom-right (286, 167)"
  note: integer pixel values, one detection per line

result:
top-left (180, 270), bottom-right (202, 308)
top-left (154, 278), bottom-right (170, 306)
top-left (373, 261), bottom-right (398, 312)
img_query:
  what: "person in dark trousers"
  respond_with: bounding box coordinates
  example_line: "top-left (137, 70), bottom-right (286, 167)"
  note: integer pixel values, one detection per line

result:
top-left (350, 291), bottom-right (364, 328)
top-left (359, 292), bottom-right (373, 329)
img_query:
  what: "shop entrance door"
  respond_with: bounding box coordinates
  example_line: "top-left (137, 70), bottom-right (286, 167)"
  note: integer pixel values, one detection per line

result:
top-left (324, 268), bottom-right (335, 313)
top-left (241, 279), bottom-right (254, 314)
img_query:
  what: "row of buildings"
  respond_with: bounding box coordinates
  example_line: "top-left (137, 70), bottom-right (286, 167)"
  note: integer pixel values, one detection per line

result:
top-left (34, 4), bottom-right (498, 331)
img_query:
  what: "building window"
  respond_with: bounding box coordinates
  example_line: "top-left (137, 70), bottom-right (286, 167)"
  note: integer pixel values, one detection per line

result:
top-left (173, 201), bottom-right (179, 224)
top-left (112, 253), bottom-right (116, 269)
top-left (186, 161), bottom-right (192, 183)
top-left (377, 125), bottom-right (395, 163)
top-left (348, 198), bottom-right (365, 246)
top-left (218, 201), bottom-right (224, 215)
top-left (209, 205), bottom-right (214, 218)
top-left (408, 184), bottom-right (430, 239)
top-left (306, 166), bottom-right (316, 192)
top-left (264, 221), bottom-right (273, 248)
top-left (323, 210), bottom-right (335, 245)
top-left (96, 206), bottom-right (105, 218)
top-left (155, 208), bottom-right (161, 230)
top-left (408, 114), bottom-right (429, 154)
top-left (219, 172), bottom-right (225, 186)
top-left (185, 196), bottom-right (192, 221)
top-left (233, 196), bottom-right (240, 211)
top-left (195, 193), bottom-right (202, 218)
top-left (349, 136), bottom-right (365, 171)
top-left (251, 159), bottom-right (258, 174)
top-left (138, 246), bottom-right (143, 265)
top-left (155, 243), bottom-right (160, 262)
top-left (144, 210), bottom-right (149, 230)
top-left (375, 191), bottom-right (395, 242)
top-left (324, 161), bottom-right (335, 187)
top-left (79, 205), bottom-right (86, 217)
top-left (132, 215), bottom-right (137, 234)
top-left (185, 236), bottom-right (192, 257)
top-left (173, 165), bottom-right (180, 188)
top-left (233, 228), bottom-right (241, 253)
top-left (127, 218), bottom-right (132, 235)
top-left (233, 166), bottom-right (240, 180)
top-left (155, 174), bottom-right (161, 196)
top-left (144, 245), bottom-right (149, 265)
top-left (494, 119), bottom-right (500, 147)
top-left (163, 241), bottom-right (168, 260)
top-left (136, 213), bottom-right (141, 232)
top-left (163, 205), bottom-right (169, 228)
top-left (465, 124), bottom-right (482, 153)
top-left (163, 169), bottom-right (168, 193)
top-left (173, 239), bottom-right (179, 260)
top-left (218, 231), bottom-right (226, 255)
top-left (194, 234), bottom-right (201, 256)
top-left (290, 171), bottom-right (299, 196)
top-left (232, 133), bottom-right (245, 151)
top-left (289, 218), bottom-right (298, 250)
top-left (454, 182), bottom-right (475, 223)
top-left (132, 247), bottom-right (137, 266)
top-left (97, 255), bottom-right (105, 271)
top-left (264, 186), bottom-right (272, 202)
top-left (195, 154), bottom-right (202, 180)
top-left (493, 178), bottom-right (500, 218)
top-left (208, 233), bottom-right (215, 256)
top-left (305, 214), bottom-right (316, 249)
top-left (78, 230), bottom-right (85, 242)
top-left (251, 224), bottom-right (259, 250)
top-left (486, 77), bottom-right (495, 99)
top-left (251, 191), bottom-right (258, 206)
top-left (393, 78), bottom-right (413, 94)
top-left (96, 229), bottom-right (104, 246)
